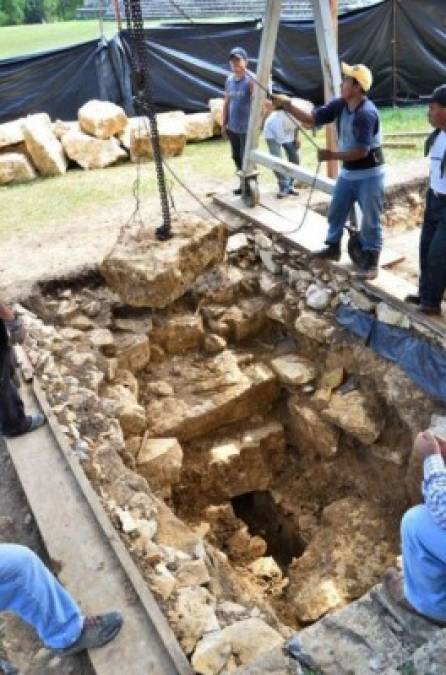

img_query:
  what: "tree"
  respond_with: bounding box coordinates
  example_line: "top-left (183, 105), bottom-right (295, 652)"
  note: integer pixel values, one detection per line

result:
top-left (0, 0), bottom-right (27, 25)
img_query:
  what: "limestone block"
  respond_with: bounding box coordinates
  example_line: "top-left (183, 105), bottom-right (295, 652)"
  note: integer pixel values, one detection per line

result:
top-left (376, 302), bottom-right (411, 329)
top-left (118, 402), bottom-right (147, 436)
top-left (204, 333), bottom-right (227, 353)
top-left (0, 119), bottom-right (25, 148)
top-left (270, 354), bottom-right (317, 386)
top-left (175, 559), bottom-right (210, 588)
top-left (208, 98), bottom-right (225, 133)
top-left (151, 314), bottom-right (204, 354)
top-left (220, 297), bottom-right (268, 341)
top-left (130, 110), bottom-right (186, 161)
top-left (149, 562), bottom-right (176, 600)
top-left (78, 99), bottom-right (127, 139)
top-left (294, 311), bottom-right (334, 344)
top-left (145, 351), bottom-right (279, 441)
top-left (220, 618), bottom-right (283, 665)
top-left (114, 333), bottom-right (151, 372)
top-left (322, 389), bottom-right (383, 444)
top-left (118, 116), bottom-right (146, 150)
top-left (52, 120), bottom-right (79, 140)
top-left (22, 113), bottom-right (67, 176)
top-left (305, 283), bottom-right (331, 311)
top-left (137, 437), bottom-right (183, 497)
top-left (168, 586), bottom-right (219, 654)
top-left (61, 130), bottom-right (127, 169)
top-left (287, 397), bottom-right (340, 458)
top-left (185, 112), bottom-right (215, 141)
top-left (0, 152), bottom-right (36, 185)
top-left (287, 497), bottom-right (396, 622)
top-left (227, 232), bottom-right (249, 254)
top-left (101, 215), bottom-right (227, 308)
top-left (192, 631), bottom-right (232, 675)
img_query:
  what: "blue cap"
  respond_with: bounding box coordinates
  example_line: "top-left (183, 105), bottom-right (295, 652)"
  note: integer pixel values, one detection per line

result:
top-left (229, 47), bottom-right (248, 61)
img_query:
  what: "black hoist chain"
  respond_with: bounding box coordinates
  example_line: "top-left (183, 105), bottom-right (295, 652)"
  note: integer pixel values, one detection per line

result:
top-left (123, 0), bottom-right (172, 240)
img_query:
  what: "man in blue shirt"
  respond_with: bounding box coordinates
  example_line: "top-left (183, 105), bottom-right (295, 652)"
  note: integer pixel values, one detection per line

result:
top-left (384, 430), bottom-right (446, 625)
top-left (222, 47), bottom-right (254, 195)
top-left (274, 63), bottom-right (385, 279)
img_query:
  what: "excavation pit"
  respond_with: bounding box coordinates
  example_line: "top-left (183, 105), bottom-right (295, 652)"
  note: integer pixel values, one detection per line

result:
top-left (19, 194), bottom-right (446, 672)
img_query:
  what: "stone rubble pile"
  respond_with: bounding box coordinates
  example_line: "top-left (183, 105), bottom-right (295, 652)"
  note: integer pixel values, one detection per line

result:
top-left (0, 97), bottom-right (225, 185)
top-left (16, 216), bottom-right (446, 674)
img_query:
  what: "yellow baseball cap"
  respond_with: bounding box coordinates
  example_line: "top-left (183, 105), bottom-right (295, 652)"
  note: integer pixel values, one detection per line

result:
top-left (341, 62), bottom-right (373, 92)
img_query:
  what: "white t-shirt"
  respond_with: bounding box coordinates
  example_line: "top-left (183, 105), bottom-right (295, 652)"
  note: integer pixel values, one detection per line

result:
top-left (430, 130), bottom-right (446, 195)
top-left (264, 110), bottom-right (297, 145)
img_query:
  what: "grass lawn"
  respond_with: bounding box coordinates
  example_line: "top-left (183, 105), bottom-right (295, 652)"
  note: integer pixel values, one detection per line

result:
top-left (0, 20), bottom-right (118, 59)
top-left (0, 105), bottom-right (430, 238)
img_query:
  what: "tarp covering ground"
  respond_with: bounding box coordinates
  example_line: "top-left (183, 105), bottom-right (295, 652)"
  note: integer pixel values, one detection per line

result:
top-left (0, 0), bottom-right (445, 123)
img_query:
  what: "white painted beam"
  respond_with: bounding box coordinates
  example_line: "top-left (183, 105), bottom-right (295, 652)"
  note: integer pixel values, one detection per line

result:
top-left (242, 0), bottom-right (282, 175)
top-left (251, 149), bottom-right (336, 194)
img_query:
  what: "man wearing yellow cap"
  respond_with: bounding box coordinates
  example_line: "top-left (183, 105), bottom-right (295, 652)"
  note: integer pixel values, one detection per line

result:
top-left (274, 63), bottom-right (385, 279)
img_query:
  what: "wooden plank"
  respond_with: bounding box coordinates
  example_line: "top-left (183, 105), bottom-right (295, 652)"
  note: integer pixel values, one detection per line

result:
top-left (325, 0), bottom-right (339, 180)
top-left (251, 150), bottom-right (336, 193)
top-left (6, 380), bottom-right (192, 675)
top-left (242, 0), bottom-right (282, 175)
top-left (384, 132), bottom-right (429, 139)
top-left (313, 0), bottom-right (342, 100)
top-left (214, 193), bottom-right (403, 268)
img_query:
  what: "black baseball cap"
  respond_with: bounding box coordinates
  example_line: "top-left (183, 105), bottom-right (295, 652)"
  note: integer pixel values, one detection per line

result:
top-left (426, 85), bottom-right (446, 107)
top-left (229, 47), bottom-right (248, 60)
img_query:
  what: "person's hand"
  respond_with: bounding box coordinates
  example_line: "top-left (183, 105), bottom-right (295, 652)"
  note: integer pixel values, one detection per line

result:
top-left (221, 124), bottom-right (228, 139)
top-left (413, 430), bottom-right (441, 460)
top-left (6, 316), bottom-right (26, 345)
top-left (318, 148), bottom-right (335, 162)
top-left (271, 94), bottom-right (291, 110)
top-left (435, 435), bottom-right (446, 459)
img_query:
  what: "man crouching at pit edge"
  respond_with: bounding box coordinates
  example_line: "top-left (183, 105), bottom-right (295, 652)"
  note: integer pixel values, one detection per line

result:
top-left (273, 62), bottom-right (385, 280)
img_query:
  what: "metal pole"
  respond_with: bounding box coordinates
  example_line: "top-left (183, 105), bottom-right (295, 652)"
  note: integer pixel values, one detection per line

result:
top-left (325, 0), bottom-right (338, 179)
top-left (242, 0), bottom-right (282, 176)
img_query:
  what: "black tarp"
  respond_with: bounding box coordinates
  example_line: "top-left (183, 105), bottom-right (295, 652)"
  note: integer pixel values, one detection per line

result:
top-left (0, 0), bottom-right (445, 124)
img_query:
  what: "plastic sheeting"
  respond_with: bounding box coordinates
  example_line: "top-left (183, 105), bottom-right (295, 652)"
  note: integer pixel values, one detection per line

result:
top-left (336, 304), bottom-right (446, 404)
top-left (0, 0), bottom-right (445, 124)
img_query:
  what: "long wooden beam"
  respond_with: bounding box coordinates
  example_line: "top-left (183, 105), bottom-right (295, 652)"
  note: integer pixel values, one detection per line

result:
top-left (251, 149), bottom-right (336, 193)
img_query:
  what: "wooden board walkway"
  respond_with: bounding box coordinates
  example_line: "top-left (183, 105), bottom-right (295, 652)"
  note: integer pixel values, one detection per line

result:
top-left (214, 192), bottom-right (446, 337)
top-left (6, 379), bottom-right (192, 675)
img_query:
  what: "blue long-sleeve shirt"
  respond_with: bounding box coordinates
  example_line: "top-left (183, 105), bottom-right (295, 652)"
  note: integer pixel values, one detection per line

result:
top-left (423, 454), bottom-right (446, 529)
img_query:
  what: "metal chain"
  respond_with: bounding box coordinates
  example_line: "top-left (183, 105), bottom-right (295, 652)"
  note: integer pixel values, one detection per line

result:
top-left (123, 0), bottom-right (172, 239)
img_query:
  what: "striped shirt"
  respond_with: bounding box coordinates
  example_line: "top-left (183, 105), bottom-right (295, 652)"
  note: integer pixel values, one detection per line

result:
top-left (423, 453), bottom-right (446, 529)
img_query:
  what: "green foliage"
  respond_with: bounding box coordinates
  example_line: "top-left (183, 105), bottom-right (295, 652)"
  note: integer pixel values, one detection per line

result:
top-left (0, 0), bottom-right (82, 25)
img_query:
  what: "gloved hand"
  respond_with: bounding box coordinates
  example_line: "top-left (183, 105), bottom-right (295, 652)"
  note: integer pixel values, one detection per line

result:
top-left (271, 93), bottom-right (292, 110)
top-left (6, 316), bottom-right (26, 345)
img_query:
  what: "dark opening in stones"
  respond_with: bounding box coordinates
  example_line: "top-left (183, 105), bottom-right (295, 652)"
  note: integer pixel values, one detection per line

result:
top-left (231, 491), bottom-right (306, 572)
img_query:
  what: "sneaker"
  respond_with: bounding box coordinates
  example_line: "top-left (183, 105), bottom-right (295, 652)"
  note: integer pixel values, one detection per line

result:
top-left (233, 187), bottom-right (242, 196)
top-left (0, 660), bottom-right (19, 675)
top-left (277, 189), bottom-right (289, 199)
top-left (312, 243), bottom-right (341, 261)
top-left (419, 305), bottom-right (441, 316)
top-left (287, 187), bottom-right (299, 196)
top-left (405, 294), bottom-right (420, 305)
top-left (58, 612), bottom-right (123, 657)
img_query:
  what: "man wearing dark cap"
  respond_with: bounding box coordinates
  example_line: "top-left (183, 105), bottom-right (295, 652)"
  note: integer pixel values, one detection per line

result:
top-left (222, 47), bottom-right (254, 194)
top-left (405, 85), bottom-right (446, 316)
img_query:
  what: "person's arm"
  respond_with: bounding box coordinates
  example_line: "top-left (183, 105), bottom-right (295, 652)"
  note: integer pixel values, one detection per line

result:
top-left (319, 107), bottom-right (376, 163)
top-left (415, 431), bottom-right (446, 529)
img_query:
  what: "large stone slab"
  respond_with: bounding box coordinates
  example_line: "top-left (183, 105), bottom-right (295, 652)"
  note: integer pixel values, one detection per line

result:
top-left (130, 111), bottom-right (186, 161)
top-left (78, 99), bottom-right (127, 139)
top-left (208, 98), bottom-right (224, 134)
top-left (101, 215), bottom-right (227, 308)
top-left (287, 497), bottom-right (396, 623)
top-left (287, 396), bottom-right (340, 458)
top-left (62, 130), bottom-right (127, 169)
top-left (144, 350), bottom-right (279, 441)
top-left (22, 113), bottom-right (67, 176)
top-left (185, 112), bottom-right (215, 142)
top-left (0, 152), bottom-right (36, 185)
top-left (322, 389), bottom-right (384, 444)
top-left (0, 118), bottom-right (24, 147)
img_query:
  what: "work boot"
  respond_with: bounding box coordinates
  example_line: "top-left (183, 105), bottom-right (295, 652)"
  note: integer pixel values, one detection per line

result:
top-left (405, 293), bottom-right (420, 305)
top-left (419, 305), bottom-right (441, 317)
top-left (312, 243), bottom-right (341, 262)
top-left (354, 250), bottom-right (380, 280)
top-left (277, 189), bottom-right (289, 199)
top-left (0, 659), bottom-right (19, 675)
top-left (57, 612), bottom-right (123, 657)
top-left (233, 184), bottom-right (242, 196)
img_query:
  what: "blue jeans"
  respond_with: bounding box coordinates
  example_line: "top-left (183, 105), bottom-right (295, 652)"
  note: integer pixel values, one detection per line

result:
top-left (402, 505), bottom-right (446, 622)
top-left (419, 189), bottom-right (446, 309)
top-left (0, 544), bottom-right (83, 649)
top-left (326, 173), bottom-right (385, 252)
top-left (266, 139), bottom-right (300, 192)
